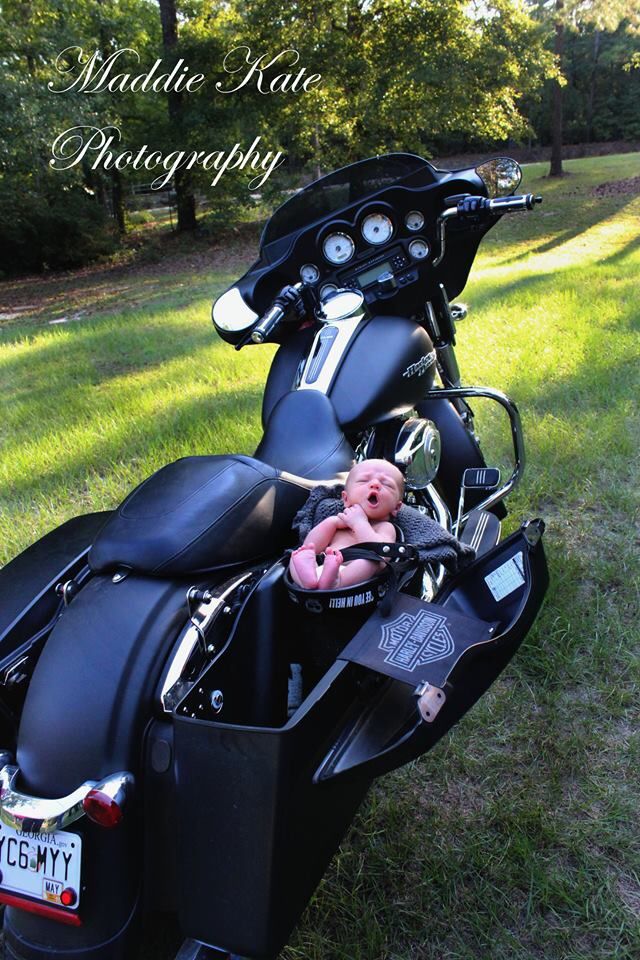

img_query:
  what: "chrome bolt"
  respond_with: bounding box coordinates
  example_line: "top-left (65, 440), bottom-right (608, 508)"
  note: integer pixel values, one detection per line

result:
top-left (210, 690), bottom-right (224, 713)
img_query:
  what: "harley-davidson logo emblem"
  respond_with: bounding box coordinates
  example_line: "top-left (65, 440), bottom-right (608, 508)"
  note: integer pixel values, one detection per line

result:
top-left (402, 351), bottom-right (436, 379)
top-left (379, 609), bottom-right (454, 672)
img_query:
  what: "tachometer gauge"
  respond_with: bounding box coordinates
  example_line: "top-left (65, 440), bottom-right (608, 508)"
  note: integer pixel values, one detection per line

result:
top-left (405, 210), bottom-right (424, 232)
top-left (409, 238), bottom-right (430, 260)
top-left (322, 232), bottom-right (355, 265)
top-left (300, 263), bottom-right (320, 284)
top-left (361, 213), bottom-right (393, 245)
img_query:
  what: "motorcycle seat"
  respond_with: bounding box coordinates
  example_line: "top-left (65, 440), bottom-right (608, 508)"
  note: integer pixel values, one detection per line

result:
top-left (255, 389), bottom-right (355, 478)
top-left (88, 455), bottom-right (349, 577)
top-left (89, 391), bottom-right (355, 577)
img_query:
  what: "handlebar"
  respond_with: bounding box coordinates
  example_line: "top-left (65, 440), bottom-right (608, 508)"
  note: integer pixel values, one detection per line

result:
top-left (250, 302), bottom-right (288, 343)
top-left (487, 193), bottom-right (542, 213)
top-left (433, 192), bottom-right (541, 268)
top-left (443, 193), bottom-right (542, 219)
top-left (235, 283), bottom-right (307, 350)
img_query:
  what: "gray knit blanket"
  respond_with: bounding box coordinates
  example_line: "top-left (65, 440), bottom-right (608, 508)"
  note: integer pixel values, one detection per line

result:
top-left (292, 484), bottom-right (475, 574)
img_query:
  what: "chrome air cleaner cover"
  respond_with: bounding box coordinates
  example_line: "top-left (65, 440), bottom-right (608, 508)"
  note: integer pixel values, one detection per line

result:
top-left (394, 417), bottom-right (441, 489)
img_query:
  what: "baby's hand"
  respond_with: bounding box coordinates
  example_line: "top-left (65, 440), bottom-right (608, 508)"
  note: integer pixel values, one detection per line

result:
top-left (341, 504), bottom-right (369, 532)
top-left (334, 512), bottom-right (351, 529)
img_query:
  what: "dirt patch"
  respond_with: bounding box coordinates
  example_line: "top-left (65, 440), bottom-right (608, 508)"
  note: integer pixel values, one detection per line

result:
top-left (617, 875), bottom-right (640, 918)
top-left (0, 221), bottom-right (261, 328)
top-left (592, 176), bottom-right (640, 197)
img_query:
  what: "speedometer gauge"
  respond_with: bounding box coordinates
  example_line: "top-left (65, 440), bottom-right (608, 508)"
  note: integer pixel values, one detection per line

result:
top-left (300, 263), bottom-right (320, 283)
top-left (322, 232), bottom-right (355, 265)
top-left (405, 210), bottom-right (424, 231)
top-left (361, 213), bottom-right (393, 245)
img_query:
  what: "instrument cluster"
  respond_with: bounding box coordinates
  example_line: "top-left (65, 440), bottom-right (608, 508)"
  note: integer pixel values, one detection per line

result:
top-left (295, 201), bottom-right (432, 302)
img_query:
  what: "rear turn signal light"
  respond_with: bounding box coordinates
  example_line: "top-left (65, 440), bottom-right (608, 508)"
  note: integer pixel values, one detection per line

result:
top-left (80, 771), bottom-right (133, 828)
top-left (82, 789), bottom-right (123, 828)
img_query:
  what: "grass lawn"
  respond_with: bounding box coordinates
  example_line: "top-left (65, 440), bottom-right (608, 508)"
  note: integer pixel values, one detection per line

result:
top-left (1, 153), bottom-right (639, 959)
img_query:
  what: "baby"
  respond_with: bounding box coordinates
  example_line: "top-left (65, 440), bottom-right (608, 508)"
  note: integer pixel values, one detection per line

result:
top-left (289, 459), bottom-right (405, 590)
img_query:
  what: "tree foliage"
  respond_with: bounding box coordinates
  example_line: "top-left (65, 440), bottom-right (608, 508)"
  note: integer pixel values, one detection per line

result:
top-left (0, 0), bottom-right (637, 273)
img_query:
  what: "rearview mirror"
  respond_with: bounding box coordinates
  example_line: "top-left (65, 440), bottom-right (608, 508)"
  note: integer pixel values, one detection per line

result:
top-left (475, 158), bottom-right (522, 198)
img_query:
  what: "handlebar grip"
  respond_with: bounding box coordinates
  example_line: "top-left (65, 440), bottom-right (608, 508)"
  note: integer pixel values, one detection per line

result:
top-left (487, 193), bottom-right (542, 213)
top-left (250, 303), bottom-right (286, 343)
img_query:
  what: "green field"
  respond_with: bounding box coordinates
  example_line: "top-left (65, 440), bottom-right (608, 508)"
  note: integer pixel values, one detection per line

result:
top-left (1, 153), bottom-right (639, 959)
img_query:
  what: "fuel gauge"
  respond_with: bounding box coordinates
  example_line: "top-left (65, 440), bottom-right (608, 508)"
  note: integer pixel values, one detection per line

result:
top-left (409, 238), bottom-right (430, 260)
top-left (300, 263), bottom-right (320, 284)
top-left (405, 210), bottom-right (424, 231)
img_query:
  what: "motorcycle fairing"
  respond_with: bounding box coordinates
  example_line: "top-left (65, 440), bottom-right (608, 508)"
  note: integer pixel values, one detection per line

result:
top-left (213, 155), bottom-right (495, 348)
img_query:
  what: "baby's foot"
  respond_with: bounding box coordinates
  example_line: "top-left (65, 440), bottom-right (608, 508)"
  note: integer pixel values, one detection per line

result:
top-left (318, 548), bottom-right (343, 590)
top-left (290, 543), bottom-right (319, 589)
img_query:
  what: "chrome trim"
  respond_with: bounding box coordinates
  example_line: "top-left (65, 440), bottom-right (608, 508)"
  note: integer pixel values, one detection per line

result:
top-left (424, 483), bottom-right (451, 590)
top-left (425, 481), bottom-right (452, 533)
top-left (159, 571), bottom-right (253, 714)
top-left (297, 309), bottom-right (366, 394)
top-left (450, 302), bottom-right (468, 322)
top-left (395, 418), bottom-right (441, 489)
top-left (425, 385), bottom-right (525, 521)
top-left (0, 766), bottom-right (133, 833)
top-left (212, 286), bottom-right (259, 332)
top-left (432, 207), bottom-right (458, 267)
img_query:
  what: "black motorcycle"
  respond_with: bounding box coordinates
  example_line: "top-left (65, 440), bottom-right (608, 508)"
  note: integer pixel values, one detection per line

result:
top-left (0, 153), bottom-right (548, 960)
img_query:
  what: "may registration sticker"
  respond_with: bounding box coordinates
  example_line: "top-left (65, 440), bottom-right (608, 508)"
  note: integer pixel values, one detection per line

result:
top-left (0, 821), bottom-right (82, 909)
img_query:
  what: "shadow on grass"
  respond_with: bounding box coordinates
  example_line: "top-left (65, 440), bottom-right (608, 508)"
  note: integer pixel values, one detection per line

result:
top-left (4, 383), bottom-right (265, 507)
top-left (0, 311), bottom-right (234, 424)
top-left (494, 193), bottom-right (638, 266)
top-left (604, 230), bottom-right (640, 265)
top-left (0, 274), bottom-right (234, 338)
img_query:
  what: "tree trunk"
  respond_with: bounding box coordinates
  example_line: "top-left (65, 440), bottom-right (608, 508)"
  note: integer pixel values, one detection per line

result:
top-left (549, 2), bottom-right (565, 178)
top-left (586, 29), bottom-right (602, 144)
top-left (111, 169), bottom-right (126, 235)
top-left (157, 0), bottom-right (197, 231)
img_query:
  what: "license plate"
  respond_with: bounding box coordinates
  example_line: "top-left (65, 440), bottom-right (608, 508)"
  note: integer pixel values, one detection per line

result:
top-left (0, 821), bottom-right (82, 910)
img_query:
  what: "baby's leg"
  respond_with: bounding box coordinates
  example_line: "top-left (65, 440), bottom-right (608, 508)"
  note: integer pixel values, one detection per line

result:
top-left (337, 558), bottom-right (383, 587)
top-left (317, 548), bottom-right (343, 590)
top-left (289, 543), bottom-right (320, 589)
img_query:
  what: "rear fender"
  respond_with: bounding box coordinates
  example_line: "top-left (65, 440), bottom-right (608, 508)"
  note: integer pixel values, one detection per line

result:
top-left (4, 572), bottom-right (193, 958)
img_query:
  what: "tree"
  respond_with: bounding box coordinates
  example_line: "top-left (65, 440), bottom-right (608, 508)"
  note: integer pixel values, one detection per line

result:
top-left (157, 0), bottom-right (197, 230)
top-left (530, 0), bottom-right (639, 176)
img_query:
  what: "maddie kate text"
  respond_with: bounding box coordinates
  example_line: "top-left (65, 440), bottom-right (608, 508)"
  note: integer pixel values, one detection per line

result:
top-left (47, 45), bottom-right (322, 189)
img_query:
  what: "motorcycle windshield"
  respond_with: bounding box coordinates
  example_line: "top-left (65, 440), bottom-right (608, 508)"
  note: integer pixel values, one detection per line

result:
top-left (261, 153), bottom-right (436, 247)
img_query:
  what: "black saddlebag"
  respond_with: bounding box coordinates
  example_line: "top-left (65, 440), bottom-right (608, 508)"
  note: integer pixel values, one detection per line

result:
top-left (173, 521), bottom-right (547, 958)
top-left (0, 513), bottom-right (110, 747)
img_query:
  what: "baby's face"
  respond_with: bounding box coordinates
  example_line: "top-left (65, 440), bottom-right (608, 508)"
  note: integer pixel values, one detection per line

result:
top-left (342, 460), bottom-right (404, 520)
